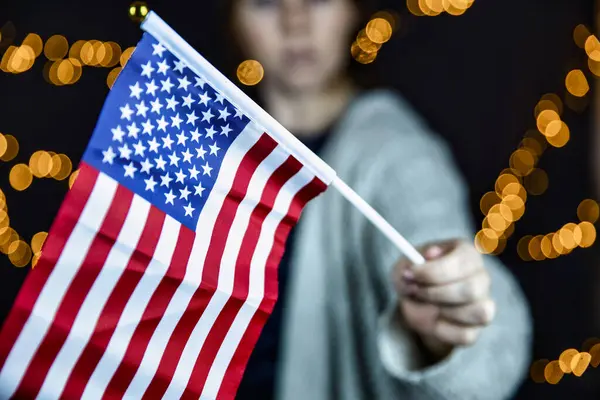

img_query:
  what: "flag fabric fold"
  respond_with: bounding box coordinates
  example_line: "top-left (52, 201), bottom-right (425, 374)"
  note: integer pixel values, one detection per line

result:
top-left (0, 11), bottom-right (332, 399)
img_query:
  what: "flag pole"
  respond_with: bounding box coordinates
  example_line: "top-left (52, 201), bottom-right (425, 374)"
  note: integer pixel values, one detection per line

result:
top-left (142, 11), bottom-right (426, 266)
top-left (332, 178), bottom-right (426, 265)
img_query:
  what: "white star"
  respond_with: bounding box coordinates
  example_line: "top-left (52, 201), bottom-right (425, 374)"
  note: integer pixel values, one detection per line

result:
top-left (141, 61), bottom-right (155, 78)
top-left (181, 93), bottom-right (194, 109)
top-left (161, 77), bottom-right (174, 93)
top-left (145, 80), bottom-right (159, 96)
top-left (156, 116), bottom-right (169, 132)
top-left (157, 59), bottom-right (170, 75)
top-left (171, 113), bottom-right (183, 129)
top-left (209, 142), bottom-right (221, 156)
top-left (148, 137), bottom-right (160, 153)
top-left (118, 144), bottom-right (132, 160)
top-left (196, 145), bottom-right (207, 159)
top-left (133, 140), bottom-right (147, 157)
top-left (102, 146), bottom-right (116, 164)
top-left (179, 186), bottom-right (191, 201)
top-left (188, 165), bottom-right (200, 180)
top-left (152, 43), bottom-right (166, 57)
top-left (154, 155), bottom-right (167, 170)
top-left (186, 111), bottom-right (199, 126)
top-left (194, 182), bottom-right (206, 197)
top-left (111, 125), bottom-right (126, 142)
top-left (205, 126), bottom-right (217, 139)
top-left (194, 76), bottom-right (206, 88)
top-left (164, 190), bottom-right (176, 205)
top-left (173, 59), bottom-right (186, 74)
top-left (190, 128), bottom-right (202, 143)
top-left (201, 109), bottom-right (214, 123)
top-left (150, 98), bottom-right (163, 114)
top-left (215, 93), bottom-right (225, 104)
top-left (144, 175), bottom-right (157, 192)
top-left (220, 124), bottom-right (232, 137)
top-left (182, 148), bottom-right (193, 164)
top-left (175, 168), bottom-right (187, 183)
top-left (140, 158), bottom-right (153, 174)
top-left (130, 82), bottom-right (143, 99)
top-left (120, 104), bottom-right (134, 120)
top-left (202, 162), bottom-right (213, 177)
top-left (142, 119), bottom-right (155, 135)
top-left (123, 162), bottom-right (137, 178)
top-left (234, 109), bottom-right (244, 119)
top-left (183, 202), bottom-right (195, 217)
top-left (127, 122), bottom-right (140, 139)
top-left (160, 172), bottom-right (172, 187)
top-left (162, 134), bottom-right (174, 150)
top-left (198, 92), bottom-right (211, 107)
top-left (168, 151), bottom-right (181, 167)
top-left (176, 131), bottom-right (188, 146)
top-left (135, 100), bottom-right (149, 118)
top-left (218, 107), bottom-right (231, 121)
top-left (166, 95), bottom-right (179, 111)
top-left (177, 76), bottom-right (191, 91)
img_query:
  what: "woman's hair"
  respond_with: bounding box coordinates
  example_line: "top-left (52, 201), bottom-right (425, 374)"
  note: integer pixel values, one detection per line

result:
top-left (217, 0), bottom-right (381, 95)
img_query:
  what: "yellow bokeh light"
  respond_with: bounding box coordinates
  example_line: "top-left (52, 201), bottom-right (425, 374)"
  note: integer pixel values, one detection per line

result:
top-left (540, 93), bottom-right (563, 115)
top-left (351, 42), bottom-right (377, 64)
top-left (523, 168), bottom-right (548, 196)
top-left (120, 46), bottom-right (136, 67)
top-left (0, 209), bottom-right (9, 233)
top-left (500, 221), bottom-right (515, 240)
top-left (68, 58), bottom-right (83, 84)
top-left (585, 35), bottom-right (600, 61)
top-left (590, 344), bottom-right (600, 368)
top-left (540, 234), bottom-right (556, 259)
top-left (528, 235), bottom-right (545, 261)
top-left (10, 164), bottom-right (33, 191)
top-left (107, 67), bottom-right (122, 89)
top-left (103, 41), bottom-right (122, 68)
top-left (80, 40), bottom-right (98, 66)
top-left (495, 173), bottom-right (520, 196)
top-left (589, 58), bottom-right (600, 77)
top-left (490, 203), bottom-right (513, 222)
top-left (69, 39), bottom-right (86, 61)
top-left (530, 359), bottom-right (549, 383)
top-left (544, 360), bottom-right (564, 384)
top-left (558, 348), bottom-right (579, 373)
top-left (57, 59), bottom-right (75, 85)
top-left (69, 169), bottom-right (80, 189)
top-left (571, 352), bottom-right (591, 377)
top-left (237, 60), bottom-right (265, 86)
top-left (129, 1), bottom-right (149, 23)
top-left (31, 232), bottom-right (48, 254)
top-left (0, 134), bottom-right (7, 159)
top-left (8, 45), bottom-right (35, 73)
top-left (0, 134), bottom-right (19, 162)
top-left (577, 222), bottom-right (596, 248)
top-left (424, 0), bottom-right (444, 13)
top-left (487, 212), bottom-right (509, 232)
top-left (9, 240), bottom-right (33, 268)
top-left (559, 223), bottom-right (582, 250)
top-left (509, 149), bottom-right (536, 177)
top-left (365, 18), bottom-right (393, 44)
top-left (536, 109), bottom-right (560, 136)
top-left (534, 99), bottom-right (560, 119)
top-left (22, 33), bottom-right (43, 58)
top-left (552, 232), bottom-right (565, 254)
top-left (357, 29), bottom-right (382, 54)
top-left (371, 10), bottom-right (400, 32)
top-left (407, 0), bottom-right (425, 16)
top-left (29, 151), bottom-right (45, 177)
top-left (480, 191), bottom-right (500, 215)
top-left (546, 122), bottom-right (570, 148)
top-left (565, 69), bottom-right (589, 97)
top-left (419, 0), bottom-right (441, 16)
top-left (474, 229), bottom-right (499, 254)
top-left (0, 227), bottom-right (17, 250)
top-left (32, 252), bottom-right (41, 268)
top-left (44, 34), bottom-right (68, 61)
top-left (577, 199), bottom-right (599, 223)
top-left (502, 182), bottom-right (527, 203)
top-left (502, 194), bottom-right (525, 221)
top-left (574, 24), bottom-right (591, 48)
top-left (92, 41), bottom-right (108, 66)
top-left (443, 0), bottom-right (467, 15)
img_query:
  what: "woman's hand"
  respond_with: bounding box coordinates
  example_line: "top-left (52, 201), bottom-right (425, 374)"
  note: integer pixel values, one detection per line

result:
top-left (393, 240), bottom-right (495, 359)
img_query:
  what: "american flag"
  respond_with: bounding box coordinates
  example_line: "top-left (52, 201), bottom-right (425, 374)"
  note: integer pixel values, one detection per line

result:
top-left (0, 13), bottom-right (333, 399)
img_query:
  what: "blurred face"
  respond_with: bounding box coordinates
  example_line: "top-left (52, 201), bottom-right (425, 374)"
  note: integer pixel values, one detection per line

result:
top-left (232, 0), bottom-right (359, 92)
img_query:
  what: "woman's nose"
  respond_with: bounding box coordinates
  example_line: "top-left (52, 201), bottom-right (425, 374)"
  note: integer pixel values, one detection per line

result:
top-left (280, 0), bottom-right (310, 36)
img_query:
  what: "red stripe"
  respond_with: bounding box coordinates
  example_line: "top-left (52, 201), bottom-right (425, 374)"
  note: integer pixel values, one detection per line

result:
top-left (216, 176), bottom-right (327, 400)
top-left (182, 156), bottom-right (303, 398)
top-left (60, 206), bottom-right (166, 399)
top-left (141, 134), bottom-right (278, 399)
top-left (103, 225), bottom-right (195, 398)
top-left (13, 184), bottom-right (134, 398)
top-left (0, 163), bottom-right (98, 372)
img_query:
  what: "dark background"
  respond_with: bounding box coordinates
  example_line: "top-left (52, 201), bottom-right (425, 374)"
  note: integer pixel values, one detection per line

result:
top-left (1, 0), bottom-right (599, 398)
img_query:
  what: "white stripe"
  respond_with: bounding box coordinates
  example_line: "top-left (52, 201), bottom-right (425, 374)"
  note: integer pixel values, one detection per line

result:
top-left (37, 194), bottom-right (151, 399)
top-left (80, 214), bottom-right (180, 399)
top-left (0, 174), bottom-right (117, 398)
top-left (122, 122), bottom-right (264, 397)
top-left (161, 144), bottom-right (290, 399)
top-left (201, 167), bottom-right (315, 399)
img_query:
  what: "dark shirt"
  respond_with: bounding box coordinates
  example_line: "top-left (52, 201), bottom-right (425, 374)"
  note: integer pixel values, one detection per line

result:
top-left (235, 131), bottom-right (331, 400)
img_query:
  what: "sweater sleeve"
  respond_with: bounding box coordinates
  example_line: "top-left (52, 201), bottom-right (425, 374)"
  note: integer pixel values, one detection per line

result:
top-left (366, 131), bottom-right (532, 399)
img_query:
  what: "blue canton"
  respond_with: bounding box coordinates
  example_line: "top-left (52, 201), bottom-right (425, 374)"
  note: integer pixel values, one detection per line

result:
top-left (83, 33), bottom-right (251, 230)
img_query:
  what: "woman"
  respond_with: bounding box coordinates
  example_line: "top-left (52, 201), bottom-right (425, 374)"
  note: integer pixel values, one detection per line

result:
top-left (222, 0), bottom-right (532, 399)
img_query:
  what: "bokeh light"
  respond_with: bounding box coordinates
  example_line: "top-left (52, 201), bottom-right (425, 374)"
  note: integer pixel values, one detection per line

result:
top-left (524, 168), bottom-right (548, 195)
top-left (474, 229), bottom-right (498, 254)
top-left (565, 69), bottom-right (589, 97)
top-left (31, 232), bottom-right (48, 254)
top-left (50, 154), bottom-right (73, 180)
top-left (9, 164), bottom-right (33, 191)
top-left (546, 122), bottom-right (570, 148)
top-left (530, 359), bottom-right (549, 383)
top-left (351, 41), bottom-right (377, 64)
top-left (480, 191), bottom-right (500, 215)
top-left (418, 0), bottom-right (441, 16)
top-left (544, 360), bottom-right (564, 384)
top-left (536, 109), bottom-right (560, 136)
top-left (69, 169), bottom-right (80, 189)
top-left (357, 29), bottom-right (382, 54)
top-left (0, 134), bottom-right (19, 162)
top-left (577, 222), bottom-right (596, 248)
top-left (574, 24), bottom-right (591, 48)
top-left (577, 199), bottom-right (599, 223)
top-left (559, 223), bottom-right (582, 250)
top-left (509, 149), bottom-right (536, 177)
top-left (44, 34), bottom-right (68, 61)
top-left (8, 240), bottom-right (33, 268)
top-left (237, 60), bottom-right (264, 86)
top-left (407, 0), bottom-right (425, 16)
top-left (120, 46), bottom-right (136, 67)
top-left (585, 35), bottom-right (600, 61)
top-left (571, 352), bottom-right (591, 377)
top-left (107, 67), bottom-right (122, 89)
top-left (129, 1), bottom-right (150, 23)
top-left (558, 348), bottom-right (578, 373)
top-left (22, 33), bottom-right (43, 58)
top-left (365, 18), bottom-right (393, 44)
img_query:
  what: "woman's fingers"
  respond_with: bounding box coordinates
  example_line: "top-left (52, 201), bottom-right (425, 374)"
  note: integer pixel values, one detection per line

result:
top-left (407, 270), bottom-right (491, 305)
top-left (438, 298), bottom-right (496, 326)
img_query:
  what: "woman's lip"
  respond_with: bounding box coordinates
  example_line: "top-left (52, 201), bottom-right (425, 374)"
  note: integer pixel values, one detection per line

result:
top-left (283, 49), bottom-right (317, 66)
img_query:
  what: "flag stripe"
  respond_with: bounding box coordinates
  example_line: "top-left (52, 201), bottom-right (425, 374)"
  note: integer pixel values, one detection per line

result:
top-left (0, 164), bottom-right (98, 374)
top-left (126, 133), bottom-right (278, 398)
top-left (179, 156), bottom-right (303, 398)
top-left (104, 225), bottom-right (195, 397)
top-left (81, 214), bottom-right (181, 398)
top-left (37, 194), bottom-right (152, 399)
top-left (215, 175), bottom-right (327, 400)
top-left (60, 206), bottom-right (166, 399)
top-left (14, 185), bottom-right (134, 399)
top-left (0, 171), bottom-right (117, 398)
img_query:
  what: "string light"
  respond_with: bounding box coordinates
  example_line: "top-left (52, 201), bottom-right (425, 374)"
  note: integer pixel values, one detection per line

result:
top-left (408, 0), bottom-right (474, 16)
top-left (531, 338), bottom-right (600, 384)
top-left (128, 1), bottom-right (149, 23)
top-left (237, 60), bottom-right (264, 86)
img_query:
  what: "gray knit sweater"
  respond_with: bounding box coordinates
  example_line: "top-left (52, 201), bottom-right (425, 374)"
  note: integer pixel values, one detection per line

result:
top-left (275, 90), bottom-right (531, 400)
